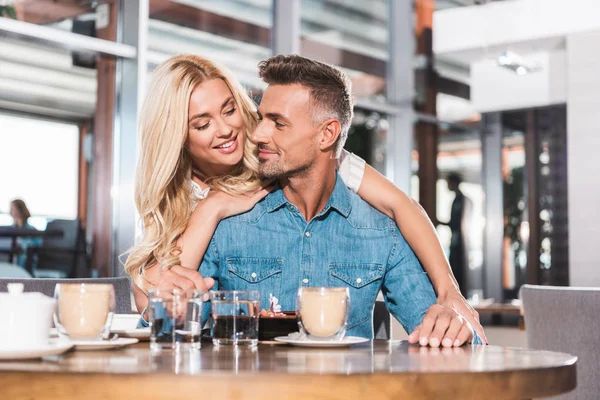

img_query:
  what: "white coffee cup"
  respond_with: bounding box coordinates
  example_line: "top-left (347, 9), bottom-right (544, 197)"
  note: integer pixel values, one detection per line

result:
top-left (0, 283), bottom-right (56, 350)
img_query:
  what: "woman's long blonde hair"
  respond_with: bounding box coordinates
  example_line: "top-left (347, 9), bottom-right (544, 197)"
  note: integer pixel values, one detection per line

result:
top-left (124, 54), bottom-right (261, 290)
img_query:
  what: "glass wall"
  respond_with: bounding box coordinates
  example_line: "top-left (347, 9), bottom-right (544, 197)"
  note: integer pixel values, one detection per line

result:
top-left (346, 109), bottom-right (388, 173)
top-left (147, 0), bottom-right (272, 91)
top-left (501, 112), bottom-right (527, 300)
top-left (300, 0), bottom-right (390, 174)
top-left (436, 128), bottom-right (484, 300)
top-left (300, 0), bottom-right (388, 103)
top-left (4, 1), bottom-right (115, 42)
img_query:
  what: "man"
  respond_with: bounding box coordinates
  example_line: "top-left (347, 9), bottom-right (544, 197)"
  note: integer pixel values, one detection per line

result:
top-left (438, 173), bottom-right (472, 297)
top-left (192, 55), bottom-right (478, 345)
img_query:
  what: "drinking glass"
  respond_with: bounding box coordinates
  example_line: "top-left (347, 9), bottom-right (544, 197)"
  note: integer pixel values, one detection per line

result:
top-left (296, 287), bottom-right (350, 340)
top-left (54, 283), bottom-right (115, 340)
top-left (210, 290), bottom-right (260, 347)
top-left (148, 288), bottom-right (204, 351)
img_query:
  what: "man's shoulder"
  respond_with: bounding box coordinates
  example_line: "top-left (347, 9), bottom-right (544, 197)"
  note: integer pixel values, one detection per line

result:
top-left (214, 193), bottom-right (274, 230)
top-left (345, 190), bottom-right (396, 231)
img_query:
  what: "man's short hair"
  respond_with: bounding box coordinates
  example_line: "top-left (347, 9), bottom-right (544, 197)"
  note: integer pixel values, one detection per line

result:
top-left (258, 54), bottom-right (353, 158)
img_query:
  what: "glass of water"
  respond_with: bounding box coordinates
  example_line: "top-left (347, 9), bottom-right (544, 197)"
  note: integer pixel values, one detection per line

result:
top-left (148, 288), bottom-right (203, 351)
top-left (210, 290), bottom-right (260, 347)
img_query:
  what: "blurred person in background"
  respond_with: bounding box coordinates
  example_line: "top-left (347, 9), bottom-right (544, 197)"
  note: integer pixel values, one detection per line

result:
top-left (438, 173), bottom-right (472, 297)
top-left (8, 199), bottom-right (40, 268)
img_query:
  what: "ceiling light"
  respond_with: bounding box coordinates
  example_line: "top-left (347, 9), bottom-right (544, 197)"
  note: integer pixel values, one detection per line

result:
top-left (497, 51), bottom-right (541, 75)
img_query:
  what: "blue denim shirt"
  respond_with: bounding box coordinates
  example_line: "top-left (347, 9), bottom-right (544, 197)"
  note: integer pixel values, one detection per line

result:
top-left (199, 174), bottom-right (453, 340)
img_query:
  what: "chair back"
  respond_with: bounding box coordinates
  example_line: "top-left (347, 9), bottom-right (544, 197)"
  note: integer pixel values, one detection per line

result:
top-left (0, 262), bottom-right (32, 278)
top-left (373, 300), bottom-right (390, 339)
top-left (521, 284), bottom-right (599, 399)
top-left (0, 277), bottom-right (132, 314)
top-left (30, 219), bottom-right (85, 278)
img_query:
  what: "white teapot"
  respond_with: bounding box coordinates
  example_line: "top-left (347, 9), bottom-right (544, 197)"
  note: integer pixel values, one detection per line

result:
top-left (0, 283), bottom-right (56, 350)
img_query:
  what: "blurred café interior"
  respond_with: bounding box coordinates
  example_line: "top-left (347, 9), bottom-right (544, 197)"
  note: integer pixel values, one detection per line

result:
top-left (0, 0), bottom-right (598, 397)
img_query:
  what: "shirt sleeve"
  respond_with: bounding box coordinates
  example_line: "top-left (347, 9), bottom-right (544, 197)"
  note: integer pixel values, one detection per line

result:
top-left (336, 149), bottom-right (366, 193)
top-left (382, 230), bottom-right (437, 335)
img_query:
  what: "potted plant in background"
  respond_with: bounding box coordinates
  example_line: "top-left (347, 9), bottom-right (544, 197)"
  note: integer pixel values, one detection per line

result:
top-left (0, 0), bottom-right (17, 19)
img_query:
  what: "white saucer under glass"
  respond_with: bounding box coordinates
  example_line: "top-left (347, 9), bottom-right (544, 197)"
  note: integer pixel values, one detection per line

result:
top-left (274, 335), bottom-right (369, 348)
top-left (67, 337), bottom-right (139, 351)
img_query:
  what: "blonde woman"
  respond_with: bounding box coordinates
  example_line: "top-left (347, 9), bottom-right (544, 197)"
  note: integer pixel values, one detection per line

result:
top-left (125, 54), bottom-right (487, 343)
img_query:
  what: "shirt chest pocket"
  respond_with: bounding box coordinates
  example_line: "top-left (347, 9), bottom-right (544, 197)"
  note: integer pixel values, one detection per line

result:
top-left (226, 257), bottom-right (283, 309)
top-left (328, 263), bottom-right (384, 329)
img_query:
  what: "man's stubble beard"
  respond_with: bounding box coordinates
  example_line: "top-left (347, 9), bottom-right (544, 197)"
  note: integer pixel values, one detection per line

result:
top-left (258, 150), bottom-right (316, 180)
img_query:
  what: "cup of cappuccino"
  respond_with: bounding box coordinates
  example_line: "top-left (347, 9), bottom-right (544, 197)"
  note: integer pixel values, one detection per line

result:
top-left (296, 287), bottom-right (349, 340)
top-left (54, 283), bottom-right (115, 340)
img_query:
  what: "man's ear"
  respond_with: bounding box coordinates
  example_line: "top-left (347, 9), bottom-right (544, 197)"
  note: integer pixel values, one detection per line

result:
top-left (319, 118), bottom-right (341, 151)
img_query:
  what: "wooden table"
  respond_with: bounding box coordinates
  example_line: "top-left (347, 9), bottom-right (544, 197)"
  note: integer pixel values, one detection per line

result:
top-left (0, 227), bottom-right (63, 263)
top-left (0, 341), bottom-right (576, 399)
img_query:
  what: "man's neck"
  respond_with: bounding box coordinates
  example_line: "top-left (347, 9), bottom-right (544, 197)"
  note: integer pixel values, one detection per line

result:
top-left (280, 159), bottom-right (337, 222)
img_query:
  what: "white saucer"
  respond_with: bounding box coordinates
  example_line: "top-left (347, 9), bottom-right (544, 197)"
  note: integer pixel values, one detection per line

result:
top-left (0, 341), bottom-right (73, 360)
top-left (110, 328), bottom-right (151, 340)
top-left (69, 338), bottom-right (139, 351)
top-left (274, 336), bottom-right (370, 348)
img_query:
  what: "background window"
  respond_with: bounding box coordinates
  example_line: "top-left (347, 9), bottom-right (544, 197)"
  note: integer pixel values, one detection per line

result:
top-left (0, 113), bottom-right (79, 228)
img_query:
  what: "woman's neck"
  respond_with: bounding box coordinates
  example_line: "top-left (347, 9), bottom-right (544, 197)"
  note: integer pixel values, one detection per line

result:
top-left (191, 174), bottom-right (208, 189)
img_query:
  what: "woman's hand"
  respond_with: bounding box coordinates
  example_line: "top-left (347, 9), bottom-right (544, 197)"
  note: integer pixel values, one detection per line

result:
top-left (201, 180), bottom-right (275, 220)
top-left (436, 288), bottom-right (488, 344)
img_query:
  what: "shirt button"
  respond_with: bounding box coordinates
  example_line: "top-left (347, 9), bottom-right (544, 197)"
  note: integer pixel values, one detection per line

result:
top-left (305, 232), bottom-right (311, 237)
top-left (356, 278), bottom-right (362, 284)
top-left (251, 272), bottom-right (257, 278)
top-left (302, 278), bottom-right (309, 284)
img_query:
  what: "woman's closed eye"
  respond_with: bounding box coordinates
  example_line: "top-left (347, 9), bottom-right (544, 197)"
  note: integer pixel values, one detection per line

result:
top-left (194, 121), bottom-right (211, 131)
top-left (224, 107), bottom-right (236, 116)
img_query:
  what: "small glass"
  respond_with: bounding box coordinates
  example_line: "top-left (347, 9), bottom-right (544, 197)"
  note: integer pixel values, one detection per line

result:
top-left (54, 283), bottom-right (115, 340)
top-left (210, 290), bottom-right (260, 347)
top-left (297, 287), bottom-right (350, 341)
top-left (148, 288), bottom-right (204, 351)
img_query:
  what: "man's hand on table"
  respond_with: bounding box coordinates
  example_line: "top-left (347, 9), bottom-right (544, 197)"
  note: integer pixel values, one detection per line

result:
top-left (436, 288), bottom-right (488, 344)
top-left (408, 304), bottom-right (474, 348)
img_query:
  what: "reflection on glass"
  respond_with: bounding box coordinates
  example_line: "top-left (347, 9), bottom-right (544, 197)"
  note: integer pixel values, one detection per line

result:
top-left (300, 0), bottom-right (388, 102)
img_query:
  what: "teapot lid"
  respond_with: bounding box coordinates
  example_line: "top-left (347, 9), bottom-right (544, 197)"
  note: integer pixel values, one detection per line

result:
top-left (0, 283), bottom-right (55, 304)
top-left (8, 283), bottom-right (25, 294)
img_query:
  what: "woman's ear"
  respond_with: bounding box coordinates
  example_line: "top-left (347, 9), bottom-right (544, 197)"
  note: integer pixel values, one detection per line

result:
top-left (319, 118), bottom-right (341, 151)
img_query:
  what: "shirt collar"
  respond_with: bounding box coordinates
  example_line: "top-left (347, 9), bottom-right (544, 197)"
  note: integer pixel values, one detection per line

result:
top-left (264, 173), bottom-right (352, 218)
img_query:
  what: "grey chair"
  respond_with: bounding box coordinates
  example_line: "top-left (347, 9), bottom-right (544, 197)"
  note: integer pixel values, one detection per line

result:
top-left (0, 277), bottom-right (133, 314)
top-left (520, 284), bottom-right (598, 399)
top-left (25, 219), bottom-right (87, 278)
top-left (373, 300), bottom-right (391, 339)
